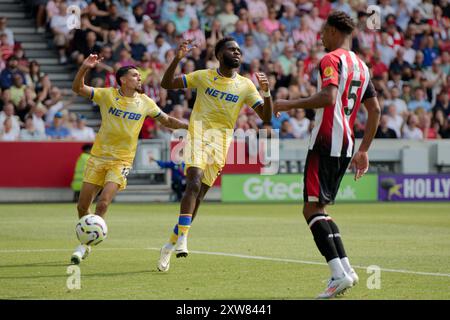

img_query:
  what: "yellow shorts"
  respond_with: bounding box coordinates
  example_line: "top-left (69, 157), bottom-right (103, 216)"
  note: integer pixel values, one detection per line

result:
top-left (83, 156), bottom-right (132, 191)
top-left (184, 138), bottom-right (227, 187)
top-left (185, 163), bottom-right (223, 187)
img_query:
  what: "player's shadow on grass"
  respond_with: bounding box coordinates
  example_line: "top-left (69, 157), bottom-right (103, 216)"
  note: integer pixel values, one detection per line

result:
top-left (0, 261), bottom-right (68, 268)
top-left (0, 269), bottom-right (153, 280)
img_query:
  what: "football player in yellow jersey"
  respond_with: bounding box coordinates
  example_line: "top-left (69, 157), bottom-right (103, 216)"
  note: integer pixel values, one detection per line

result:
top-left (70, 54), bottom-right (188, 265)
top-left (157, 37), bottom-right (273, 272)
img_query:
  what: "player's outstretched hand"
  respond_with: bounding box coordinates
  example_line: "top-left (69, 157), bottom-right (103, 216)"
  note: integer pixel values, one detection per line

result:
top-left (176, 39), bottom-right (196, 60)
top-left (273, 100), bottom-right (290, 118)
top-left (82, 54), bottom-right (103, 69)
top-left (351, 151), bottom-right (369, 181)
top-left (255, 72), bottom-right (269, 92)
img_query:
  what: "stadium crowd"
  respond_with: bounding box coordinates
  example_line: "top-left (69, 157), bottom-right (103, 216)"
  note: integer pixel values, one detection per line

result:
top-left (0, 0), bottom-right (449, 142)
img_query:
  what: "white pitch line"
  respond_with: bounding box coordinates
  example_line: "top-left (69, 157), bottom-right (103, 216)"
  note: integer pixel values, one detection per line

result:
top-left (1, 247), bottom-right (449, 278)
top-left (145, 248), bottom-right (450, 279)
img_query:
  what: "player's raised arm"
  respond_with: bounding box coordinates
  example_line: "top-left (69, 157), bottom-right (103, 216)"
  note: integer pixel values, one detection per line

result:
top-left (253, 72), bottom-right (273, 124)
top-left (161, 39), bottom-right (196, 90)
top-left (351, 95), bottom-right (381, 181)
top-left (72, 54), bottom-right (104, 99)
top-left (273, 85), bottom-right (338, 114)
top-left (156, 111), bottom-right (189, 130)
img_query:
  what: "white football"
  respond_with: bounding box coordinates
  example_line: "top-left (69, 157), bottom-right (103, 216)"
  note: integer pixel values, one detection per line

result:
top-left (75, 214), bottom-right (108, 246)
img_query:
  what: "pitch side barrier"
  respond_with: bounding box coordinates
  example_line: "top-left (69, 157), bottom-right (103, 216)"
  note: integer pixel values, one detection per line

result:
top-left (220, 139), bottom-right (450, 203)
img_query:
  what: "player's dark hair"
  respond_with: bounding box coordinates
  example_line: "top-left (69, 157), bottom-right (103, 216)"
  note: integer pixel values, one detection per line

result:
top-left (214, 36), bottom-right (236, 59)
top-left (326, 11), bottom-right (355, 35)
top-left (115, 65), bottom-right (137, 86)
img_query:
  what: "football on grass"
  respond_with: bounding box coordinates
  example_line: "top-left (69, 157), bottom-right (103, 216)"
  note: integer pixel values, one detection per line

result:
top-left (75, 214), bottom-right (107, 246)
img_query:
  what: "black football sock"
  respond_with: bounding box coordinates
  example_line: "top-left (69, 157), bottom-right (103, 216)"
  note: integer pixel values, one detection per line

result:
top-left (326, 217), bottom-right (347, 258)
top-left (307, 213), bottom-right (339, 262)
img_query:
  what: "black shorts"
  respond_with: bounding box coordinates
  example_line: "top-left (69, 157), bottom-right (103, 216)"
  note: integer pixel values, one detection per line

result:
top-left (303, 149), bottom-right (352, 205)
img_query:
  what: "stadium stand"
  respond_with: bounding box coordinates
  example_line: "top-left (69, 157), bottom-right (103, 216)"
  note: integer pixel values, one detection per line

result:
top-left (0, 0), bottom-right (449, 142)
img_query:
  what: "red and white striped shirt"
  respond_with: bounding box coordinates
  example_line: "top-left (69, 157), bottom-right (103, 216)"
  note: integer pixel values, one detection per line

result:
top-left (309, 48), bottom-right (375, 157)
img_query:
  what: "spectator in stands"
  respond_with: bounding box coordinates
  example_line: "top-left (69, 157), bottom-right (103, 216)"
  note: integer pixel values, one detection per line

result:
top-left (278, 44), bottom-right (296, 76)
top-left (184, 0), bottom-right (200, 21)
top-left (139, 16), bottom-right (158, 46)
top-left (169, 2), bottom-right (191, 35)
top-left (170, 105), bottom-right (189, 125)
top-left (12, 47), bottom-right (29, 75)
top-left (419, 112), bottom-right (440, 139)
top-left (292, 18), bottom-right (317, 50)
top-left (199, 3), bottom-right (216, 39)
top-left (20, 115), bottom-right (47, 141)
top-left (229, 21), bottom-right (246, 46)
top-left (26, 60), bottom-right (49, 99)
top-left (103, 3), bottom-right (126, 31)
top-left (279, 3), bottom-right (299, 34)
top-left (9, 73), bottom-right (27, 108)
top-left (308, 7), bottom-right (324, 34)
top-left (422, 35), bottom-right (439, 68)
top-left (389, 49), bottom-right (412, 80)
top-left (184, 18), bottom-right (206, 51)
top-left (45, 0), bottom-right (63, 29)
top-left (371, 51), bottom-right (389, 81)
top-left (246, 0), bottom-right (268, 21)
top-left (401, 82), bottom-right (413, 104)
top-left (89, 47), bottom-right (114, 86)
top-left (46, 111), bottom-right (71, 140)
top-left (402, 37), bottom-right (417, 65)
top-left (0, 102), bottom-right (21, 134)
top-left (251, 20), bottom-right (270, 50)
top-left (289, 108), bottom-right (310, 139)
top-left (440, 117), bottom-right (450, 139)
top-left (385, 104), bottom-right (404, 138)
top-left (0, 116), bottom-right (18, 141)
top-left (387, 70), bottom-right (404, 91)
top-left (72, 20), bottom-right (103, 66)
top-left (441, 51), bottom-right (450, 76)
top-left (50, 1), bottom-right (71, 64)
top-left (70, 114), bottom-right (95, 141)
top-left (115, 0), bottom-right (136, 28)
top-left (147, 34), bottom-right (171, 63)
top-left (412, 51), bottom-right (426, 70)
top-left (241, 34), bottom-right (261, 69)
top-left (262, 7), bottom-right (280, 35)
top-left (117, 48), bottom-right (135, 67)
top-left (44, 86), bottom-right (66, 125)
top-left (0, 33), bottom-right (13, 61)
top-left (408, 87), bottom-right (432, 112)
top-left (0, 56), bottom-right (25, 90)
top-left (0, 17), bottom-right (14, 46)
top-left (433, 91), bottom-right (450, 118)
top-left (385, 87), bottom-right (408, 116)
top-left (129, 31), bottom-right (147, 61)
top-left (217, 1), bottom-right (238, 34)
top-left (160, 0), bottom-right (178, 23)
top-left (402, 113), bottom-right (424, 139)
top-left (31, 103), bottom-right (47, 135)
top-left (425, 59), bottom-right (447, 105)
top-left (163, 21), bottom-right (178, 49)
top-left (279, 119), bottom-right (295, 139)
top-left (376, 114), bottom-right (398, 139)
top-left (236, 8), bottom-right (251, 34)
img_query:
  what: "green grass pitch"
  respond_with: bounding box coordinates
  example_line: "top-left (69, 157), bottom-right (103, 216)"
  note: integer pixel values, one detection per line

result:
top-left (0, 203), bottom-right (449, 300)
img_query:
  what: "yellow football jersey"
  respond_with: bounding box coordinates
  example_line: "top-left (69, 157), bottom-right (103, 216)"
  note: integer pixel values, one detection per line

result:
top-left (182, 69), bottom-right (263, 136)
top-left (90, 87), bottom-right (161, 163)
